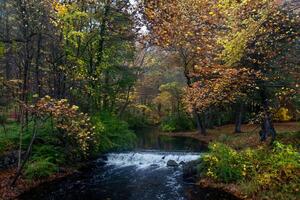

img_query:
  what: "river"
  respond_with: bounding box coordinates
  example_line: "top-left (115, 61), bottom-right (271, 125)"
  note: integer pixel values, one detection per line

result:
top-left (19, 128), bottom-right (238, 200)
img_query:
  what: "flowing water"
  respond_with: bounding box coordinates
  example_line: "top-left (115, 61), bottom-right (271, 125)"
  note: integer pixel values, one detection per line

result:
top-left (19, 129), bottom-right (238, 200)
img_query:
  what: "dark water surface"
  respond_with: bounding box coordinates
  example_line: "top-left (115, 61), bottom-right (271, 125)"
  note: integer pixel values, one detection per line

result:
top-left (135, 128), bottom-right (207, 152)
top-left (19, 129), bottom-right (238, 200)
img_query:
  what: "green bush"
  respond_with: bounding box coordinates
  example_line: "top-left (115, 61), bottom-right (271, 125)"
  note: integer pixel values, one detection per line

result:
top-left (25, 158), bottom-right (58, 180)
top-left (92, 112), bottom-right (137, 153)
top-left (23, 123), bottom-right (65, 180)
top-left (0, 122), bottom-right (21, 153)
top-left (123, 112), bottom-right (152, 129)
top-left (161, 123), bottom-right (176, 132)
top-left (198, 142), bottom-right (300, 199)
top-left (160, 114), bottom-right (194, 132)
top-left (198, 143), bottom-right (243, 182)
top-left (0, 114), bottom-right (7, 125)
top-left (31, 145), bottom-right (65, 165)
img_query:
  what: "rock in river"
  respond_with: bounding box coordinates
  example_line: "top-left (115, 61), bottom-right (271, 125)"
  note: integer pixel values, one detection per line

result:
top-left (183, 159), bottom-right (201, 182)
top-left (167, 160), bottom-right (179, 167)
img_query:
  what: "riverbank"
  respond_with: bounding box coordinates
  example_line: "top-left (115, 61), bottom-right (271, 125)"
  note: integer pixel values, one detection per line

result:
top-left (165, 122), bottom-right (300, 200)
top-left (160, 122), bottom-right (300, 150)
top-left (0, 157), bottom-right (98, 200)
top-left (0, 167), bottom-right (76, 200)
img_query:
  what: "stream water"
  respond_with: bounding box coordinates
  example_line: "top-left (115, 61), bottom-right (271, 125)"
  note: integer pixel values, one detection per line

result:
top-left (19, 129), bottom-right (238, 200)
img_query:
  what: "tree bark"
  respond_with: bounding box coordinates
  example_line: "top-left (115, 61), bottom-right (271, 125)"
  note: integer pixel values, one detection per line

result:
top-left (99, 2), bottom-right (111, 111)
top-left (234, 103), bottom-right (243, 133)
top-left (193, 110), bottom-right (206, 135)
top-left (12, 117), bottom-right (38, 186)
top-left (35, 33), bottom-right (42, 97)
top-left (259, 87), bottom-right (276, 142)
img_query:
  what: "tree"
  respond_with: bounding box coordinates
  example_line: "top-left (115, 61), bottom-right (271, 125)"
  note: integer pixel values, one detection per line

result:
top-left (53, 0), bottom-right (138, 113)
top-left (219, 0), bottom-right (300, 141)
top-left (142, 0), bottom-right (225, 134)
top-left (142, 0), bottom-right (299, 141)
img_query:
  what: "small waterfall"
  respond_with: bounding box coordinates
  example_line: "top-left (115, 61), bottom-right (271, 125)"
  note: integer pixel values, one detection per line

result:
top-left (102, 151), bottom-right (201, 168)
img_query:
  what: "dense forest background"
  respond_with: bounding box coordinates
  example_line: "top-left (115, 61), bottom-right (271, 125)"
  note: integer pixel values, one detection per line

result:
top-left (0, 0), bottom-right (299, 199)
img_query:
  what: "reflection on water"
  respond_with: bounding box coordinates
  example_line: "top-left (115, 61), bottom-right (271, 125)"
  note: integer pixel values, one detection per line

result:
top-left (135, 127), bottom-right (206, 152)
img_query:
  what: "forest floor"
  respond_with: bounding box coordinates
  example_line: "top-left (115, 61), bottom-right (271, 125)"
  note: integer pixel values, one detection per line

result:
top-left (160, 122), bottom-right (300, 150)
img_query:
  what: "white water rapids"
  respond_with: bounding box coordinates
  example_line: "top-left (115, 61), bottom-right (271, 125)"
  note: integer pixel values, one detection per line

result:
top-left (104, 151), bottom-right (201, 169)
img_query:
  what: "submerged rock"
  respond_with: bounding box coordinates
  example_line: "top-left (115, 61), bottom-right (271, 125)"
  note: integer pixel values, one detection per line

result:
top-left (179, 161), bottom-right (186, 166)
top-left (183, 159), bottom-right (201, 182)
top-left (167, 160), bottom-right (178, 167)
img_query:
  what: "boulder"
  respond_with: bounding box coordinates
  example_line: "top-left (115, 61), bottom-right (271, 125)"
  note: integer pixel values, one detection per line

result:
top-left (182, 159), bottom-right (201, 182)
top-left (167, 160), bottom-right (178, 167)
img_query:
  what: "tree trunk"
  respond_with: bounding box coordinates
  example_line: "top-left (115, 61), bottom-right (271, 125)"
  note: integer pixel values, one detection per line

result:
top-left (12, 117), bottom-right (38, 186)
top-left (205, 108), bottom-right (213, 129)
top-left (259, 88), bottom-right (276, 142)
top-left (103, 70), bottom-right (110, 110)
top-left (182, 58), bottom-right (206, 135)
top-left (35, 33), bottom-right (42, 97)
top-left (17, 107), bottom-right (24, 170)
top-left (194, 110), bottom-right (206, 135)
top-left (118, 86), bottom-right (132, 117)
top-left (234, 103), bottom-right (243, 133)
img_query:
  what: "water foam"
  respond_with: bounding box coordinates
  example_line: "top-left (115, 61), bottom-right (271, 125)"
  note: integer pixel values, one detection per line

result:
top-left (102, 151), bottom-right (201, 168)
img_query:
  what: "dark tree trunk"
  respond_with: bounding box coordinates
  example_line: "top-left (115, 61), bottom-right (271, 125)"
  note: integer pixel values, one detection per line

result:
top-left (35, 33), bottom-right (42, 97)
top-left (103, 70), bottom-right (110, 110)
top-left (205, 108), bottom-right (214, 129)
top-left (259, 88), bottom-right (276, 142)
top-left (118, 86), bottom-right (132, 117)
top-left (194, 110), bottom-right (206, 135)
top-left (89, 1), bottom-right (110, 111)
top-left (234, 103), bottom-right (243, 133)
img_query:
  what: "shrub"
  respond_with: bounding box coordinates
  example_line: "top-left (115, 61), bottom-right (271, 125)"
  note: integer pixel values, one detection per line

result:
top-left (123, 112), bottom-right (151, 129)
top-left (24, 158), bottom-right (58, 180)
top-left (34, 96), bottom-right (96, 157)
top-left (31, 145), bottom-right (65, 165)
top-left (0, 122), bottom-right (21, 153)
top-left (161, 123), bottom-right (176, 132)
top-left (92, 112), bottom-right (137, 153)
top-left (198, 143), bottom-right (243, 182)
top-left (160, 114), bottom-right (194, 132)
top-left (198, 142), bottom-right (300, 199)
top-left (273, 107), bottom-right (292, 122)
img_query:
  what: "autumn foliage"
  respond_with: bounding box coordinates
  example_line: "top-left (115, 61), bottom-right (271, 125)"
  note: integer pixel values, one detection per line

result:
top-left (33, 96), bottom-right (96, 157)
top-left (143, 0), bottom-right (299, 139)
